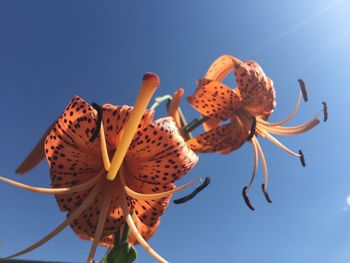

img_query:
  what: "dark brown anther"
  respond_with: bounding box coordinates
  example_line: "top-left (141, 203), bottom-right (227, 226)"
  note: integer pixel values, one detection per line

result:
top-left (298, 79), bottom-right (308, 102)
top-left (261, 184), bottom-right (272, 203)
top-left (89, 102), bottom-right (103, 143)
top-left (322, 101), bottom-right (328, 122)
top-left (246, 117), bottom-right (256, 141)
top-left (242, 186), bottom-right (255, 211)
top-left (174, 177), bottom-right (211, 204)
top-left (299, 150), bottom-right (306, 167)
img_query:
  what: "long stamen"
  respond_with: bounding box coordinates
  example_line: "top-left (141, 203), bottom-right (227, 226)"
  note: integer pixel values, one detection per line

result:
top-left (253, 137), bottom-right (272, 204)
top-left (106, 73), bottom-right (160, 181)
top-left (0, 170), bottom-right (104, 195)
top-left (241, 137), bottom-right (259, 211)
top-left (99, 122), bottom-right (111, 171)
top-left (247, 138), bottom-right (259, 190)
top-left (256, 91), bottom-right (302, 127)
top-left (259, 117), bottom-right (320, 136)
top-left (16, 123), bottom-right (54, 174)
top-left (257, 129), bottom-right (301, 158)
top-left (5, 182), bottom-right (102, 259)
top-left (119, 165), bottom-right (199, 200)
top-left (173, 177), bottom-right (211, 204)
top-left (87, 183), bottom-right (112, 263)
top-left (121, 191), bottom-right (168, 263)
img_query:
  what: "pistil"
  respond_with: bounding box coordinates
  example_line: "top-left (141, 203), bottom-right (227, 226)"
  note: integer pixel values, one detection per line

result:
top-left (106, 73), bottom-right (160, 181)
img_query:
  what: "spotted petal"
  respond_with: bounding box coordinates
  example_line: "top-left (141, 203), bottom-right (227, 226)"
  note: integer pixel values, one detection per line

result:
top-left (126, 117), bottom-right (198, 185)
top-left (188, 79), bottom-right (242, 121)
top-left (186, 117), bottom-right (248, 154)
top-left (234, 60), bottom-right (276, 116)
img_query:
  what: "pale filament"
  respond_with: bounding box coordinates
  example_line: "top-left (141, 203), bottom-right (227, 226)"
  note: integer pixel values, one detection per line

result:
top-left (121, 190), bottom-right (168, 263)
top-left (119, 164), bottom-right (199, 201)
top-left (0, 170), bottom-right (104, 195)
top-left (256, 91), bottom-right (302, 127)
top-left (252, 136), bottom-right (269, 189)
top-left (259, 117), bottom-right (320, 136)
top-left (256, 128), bottom-right (301, 158)
top-left (87, 182), bottom-right (112, 263)
top-left (245, 137), bottom-right (259, 192)
top-left (99, 122), bottom-right (111, 171)
top-left (5, 182), bottom-right (102, 259)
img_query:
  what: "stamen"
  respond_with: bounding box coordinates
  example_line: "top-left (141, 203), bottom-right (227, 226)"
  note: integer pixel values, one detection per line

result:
top-left (16, 123), bottom-right (54, 174)
top-left (298, 79), bottom-right (308, 102)
top-left (246, 117), bottom-right (256, 141)
top-left (299, 150), bottom-right (306, 167)
top-left (121, 191), bottom-right (168, 263)
top-left (99, 122), bottom-right (111, 171)
top-left (242, 186), bottom-right (255, 211)
top-left (89, 103), bottom-right (103, 143)
top-left (256, 91), bottom-right (302, 127)
top-left (106, 73), bottom-right (160, 181)
top-left (253, 137), bottom-right (269, 196)
top-left (246, 137), bottom-right (259, 190)
top-left (0, 170), bottom-right (104, 195)
top-left (120, 165), bottom-right (199, 201)
top-left (260, 117), bottom-right (320, 136)
top-left (258, 129), bottom-right (301, 158)
top-left (4, 182), bottom-right (102, 259)
top-left (261, 184), bottom-right (272, 203)
top-left (87, 184), bottom-right (112, 263)
top-left (322, 101), bottom-right (328, 122)
top-left (173, 177), bottom-right (211, 204)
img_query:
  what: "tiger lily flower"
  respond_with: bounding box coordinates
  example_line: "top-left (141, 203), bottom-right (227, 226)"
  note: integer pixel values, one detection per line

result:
top-left (1, 73), bottom-right (199, 262)
top-left (186, 55), bottom-right (325, 210)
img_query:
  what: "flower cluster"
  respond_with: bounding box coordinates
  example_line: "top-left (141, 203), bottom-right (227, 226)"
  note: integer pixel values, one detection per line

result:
top-left (0, 56), bottom-right (326, 262)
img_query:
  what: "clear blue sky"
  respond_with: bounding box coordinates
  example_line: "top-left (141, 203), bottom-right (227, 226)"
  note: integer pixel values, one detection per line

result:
top-left (0, 0), bottom-right (349, 262)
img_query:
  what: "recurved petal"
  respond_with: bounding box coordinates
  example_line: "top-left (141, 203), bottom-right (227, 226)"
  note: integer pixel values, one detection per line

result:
top-left (187, 79), bottom-right (242, 121)
top-left (45, 96), bottom-right (104, 211)
top-left (234, 61), bottom-right (276, 116)
top-left (205, 55), bottom-right (240, 82)
top-left (126, 117), bottom-right (198, 185)
top-left (53, 96), bottom-right (101, 152)
top-left (186, 118), bottom-right (248, 153)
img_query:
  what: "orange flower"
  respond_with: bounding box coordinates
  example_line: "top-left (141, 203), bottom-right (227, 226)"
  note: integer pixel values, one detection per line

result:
top-left (187, 55), bottom-right (325, 210)
top-left (1, 73), bottom-right (198, 262)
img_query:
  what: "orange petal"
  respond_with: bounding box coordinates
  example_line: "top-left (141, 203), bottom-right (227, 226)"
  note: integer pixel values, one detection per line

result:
top-left (16, 123), bottom-right (53, 174)
top-left (234, 61), bottom-right (276, 116)
top-left (101, 104), bottom-right (155, 149)
top-left (69, 178), bottom-right (127, 247)
top-left (187, 79), bottom-right (242, 121)
top-left (126, 117), bottom-right (198, 185)
top-left (186, 118), bottom-right (248, 153)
